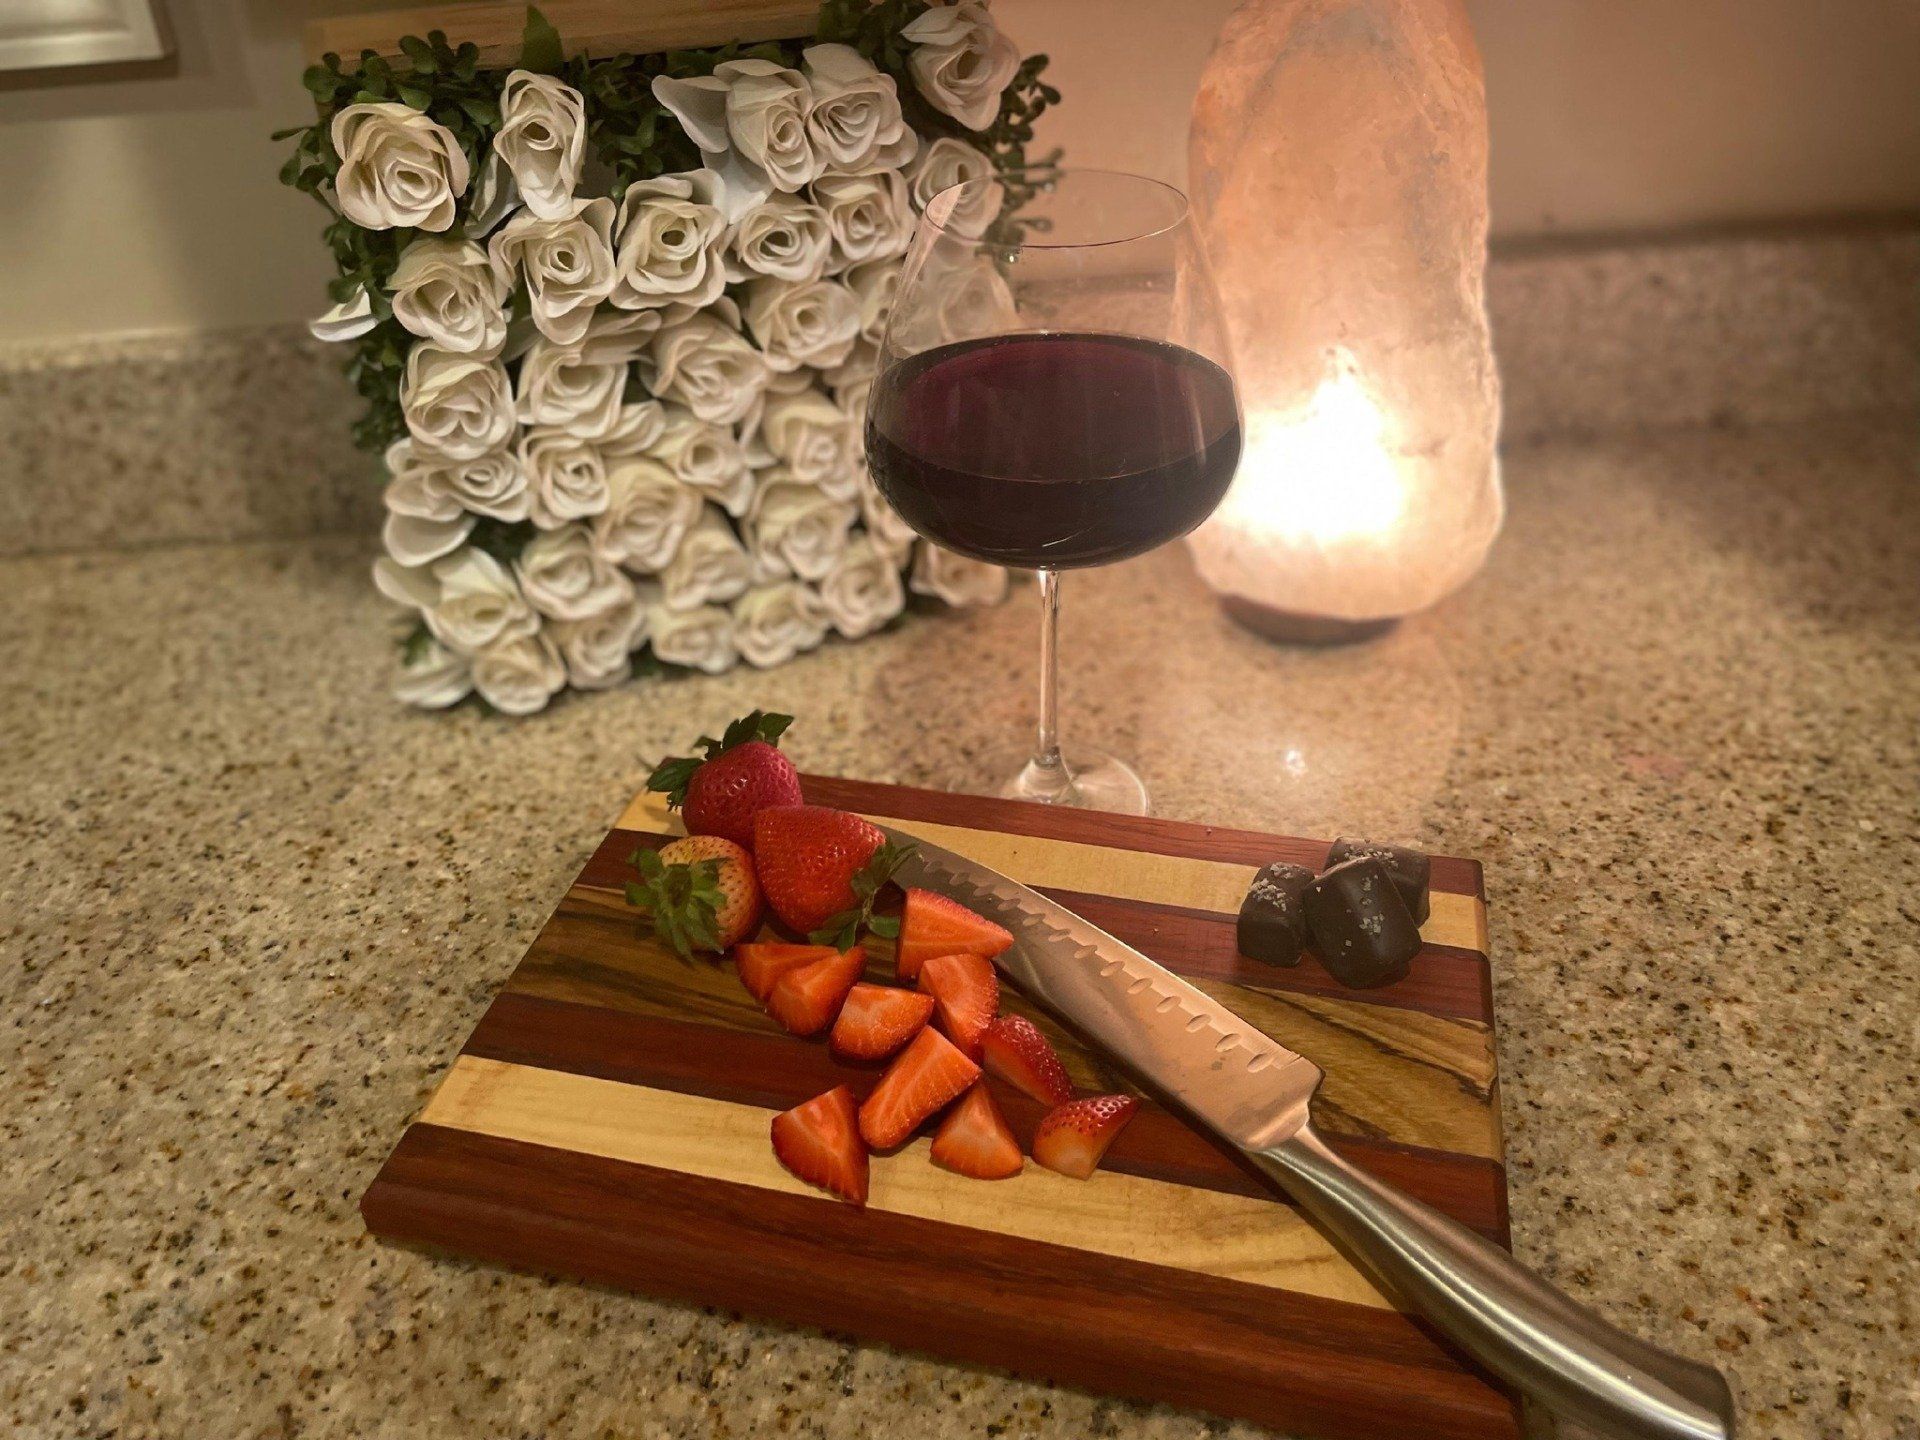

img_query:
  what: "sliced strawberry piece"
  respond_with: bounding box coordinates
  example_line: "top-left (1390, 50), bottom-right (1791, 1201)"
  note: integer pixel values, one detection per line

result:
top-left (770, 1085), bottom-right (868, 1206)
top-left (895, 887), bottom-right (1014, 981)
top-left (830, 983), bottom-right (936, 1061)
top-left (767, 947), bottom-right (866, 1037)
top-left (918, 951), bottom-right (998, 1058)
top-left (1031, 1094), bottom-right (1139, 1180)
top-left (930, 1083), bottom-right (1023, 1180)
top-left (858, 1028), bottom-right (980, 1150)
top-left (979, 1014), bottom-right (1075, 1106)
top-left (734, 942), bottom-right (838, 1003)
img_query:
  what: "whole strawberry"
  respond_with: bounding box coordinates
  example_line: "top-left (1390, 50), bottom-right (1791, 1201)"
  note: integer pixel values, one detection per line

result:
top-left (647, 711), bottom-right (803, 850)
top-left (625, 835), bottom-right (764, 959)
top-left (754, 805), bottom-right (914, 941)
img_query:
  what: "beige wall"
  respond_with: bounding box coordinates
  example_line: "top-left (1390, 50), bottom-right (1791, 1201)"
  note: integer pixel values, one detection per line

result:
top-left (2, 0), bottom-right (1917, 347)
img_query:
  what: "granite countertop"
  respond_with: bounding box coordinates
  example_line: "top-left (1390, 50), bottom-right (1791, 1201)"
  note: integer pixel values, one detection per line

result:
top-left (3, 414), bottom-right (1915, 1440)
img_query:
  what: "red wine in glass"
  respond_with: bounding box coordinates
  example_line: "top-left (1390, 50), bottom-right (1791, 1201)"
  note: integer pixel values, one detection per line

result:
top-left (867, 331), bottom-right (1242, 569)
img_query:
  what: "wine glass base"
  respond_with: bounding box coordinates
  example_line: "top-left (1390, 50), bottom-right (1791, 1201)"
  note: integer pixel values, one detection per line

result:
top-left (993, 748), bottom-right (1149, 816)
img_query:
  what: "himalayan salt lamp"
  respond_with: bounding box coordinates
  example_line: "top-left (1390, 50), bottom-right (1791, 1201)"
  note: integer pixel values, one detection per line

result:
top-left (1185, 0), bottom-right (1503, 642)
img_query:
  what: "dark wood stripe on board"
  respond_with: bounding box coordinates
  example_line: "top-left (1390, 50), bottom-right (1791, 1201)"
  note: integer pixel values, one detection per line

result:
top-left (582, 829), bottom-right (1489, 1021)
top-left (508, 885), bottom-right (1503, 1162)
top-left (796, 774), bottom-right (1486, 898)
top-left (463, 991), bottom-right (1511, 1242)
top-left (363, 1123), bottom-right (1520, 1440)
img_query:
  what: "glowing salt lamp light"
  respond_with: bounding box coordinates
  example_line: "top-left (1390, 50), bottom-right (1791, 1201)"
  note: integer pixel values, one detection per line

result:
top-left (1185, 0), bottom-right (1503, 642)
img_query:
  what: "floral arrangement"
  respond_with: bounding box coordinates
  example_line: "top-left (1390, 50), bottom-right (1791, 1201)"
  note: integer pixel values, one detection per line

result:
top-left (277, 2), bottom-right (1055, 714)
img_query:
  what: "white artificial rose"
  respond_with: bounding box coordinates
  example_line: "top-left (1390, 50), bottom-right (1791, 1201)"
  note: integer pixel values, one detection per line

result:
top-left (647, 310), bottom-right (770, 424)
top-left (394, 636), bottom-right (473, 709)
top-left (801, 43), bottom-right (917, 175)
top-left (579, 306), bottom-right (668, 365)
top-left (374, 548), bottom-right (539, 655)
top-left (902, 0), bottom-right (1020, 131)
top-left (649, 602), bottom-right (738, 674)
top-left (595, 458), bottom-right (705, 571)
top-left (811, 169), bottom-right (914, 269)
top-left (833, 370), bottom-right (874, 434)
top-left (648, 406), bottom-right (753, 515)
top-left (487, 197), bottom-right (617, 345)
top-left (842, 257), bottom-right (903, 345)
top-left (822, 337), bottom-right (879, 390)
top-left (819, 533), bottom-right (906, 638)
top-left (600, 399), bottom-right (669, 457)
top-left (518, 426), bottom-right (610, 527)
top-left (308, 286), bottom-right (377, 343)
top-left (549, 590), bottom-right (649, 691)
top-left (652, 59), bottom-right (817, 221)
top-left (724, 192), bottom-right (832, 283)
top-left (906, 136), bottom-right (1002, 235)
top-left (330, 102), bottom-right (470, 231)
top-left (493, 70), bottom-right (587, 220)
top-left (732, 581), bottom-right (829, 668)
top-left (389, 237), bottom-right (510, 355)
top-left (381, 453), bottom-right (474, 564)
top-left (514, 337), bottom-right (626, 436)
top-left (858, 473), bottom-right (918, 560)
top-left (742, 276), bottom-right (861, 373)
top-left (611, 170), bottom-right (729, 310)
top-left (661, 508), bottom-right (753, 611)
top-left (760, 388), bottom-right (860, 497)
top-left (472, 631), bottom-right (567, 715)
top-left (401, 345), bottom-right (516, 460)
top-left (516, 523), bottom-right (635, 621)
top-left (466, 149), bottom-right (521, 236)
top-left (911, 539), bottom-right (1010, 607)
top-left (890, 252), bottom-right (1020, 352)
top-left (386, 439), bottom-right (531, 522)
top-left (747, 472), bottom-right (856, 581)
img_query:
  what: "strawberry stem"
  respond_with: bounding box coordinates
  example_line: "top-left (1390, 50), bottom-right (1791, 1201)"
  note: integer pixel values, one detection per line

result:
top-left (645, 710), bottom-right (795, 809)
top-left (624, 847), bottom-right (726, 960)
top-left (808, 839), bottom-right (916, 950)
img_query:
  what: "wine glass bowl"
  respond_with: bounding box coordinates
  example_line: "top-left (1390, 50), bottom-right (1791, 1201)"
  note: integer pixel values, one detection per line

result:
top-left (866, 168), bottom-right (1240, 813)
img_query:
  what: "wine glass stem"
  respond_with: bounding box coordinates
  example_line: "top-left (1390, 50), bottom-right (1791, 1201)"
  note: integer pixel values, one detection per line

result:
top-left (1029, 567), bottom-right (1070, 799)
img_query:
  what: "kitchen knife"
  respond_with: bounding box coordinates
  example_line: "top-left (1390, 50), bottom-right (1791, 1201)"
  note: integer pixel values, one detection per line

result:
top-left (885, 826), bottom-right (1737, 1440)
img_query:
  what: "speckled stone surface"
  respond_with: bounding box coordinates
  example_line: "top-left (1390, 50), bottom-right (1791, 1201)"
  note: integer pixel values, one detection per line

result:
top-left (2, 414), bottom-right (1915, 1439)
top-left (3, 228), bottom-right (1911, 556)
top-left (0, 327), bottom-right (375, 558)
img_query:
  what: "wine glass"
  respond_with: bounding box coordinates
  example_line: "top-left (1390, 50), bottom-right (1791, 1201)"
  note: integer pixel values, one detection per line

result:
top-left (867, 167), bottom-right (1240, 815)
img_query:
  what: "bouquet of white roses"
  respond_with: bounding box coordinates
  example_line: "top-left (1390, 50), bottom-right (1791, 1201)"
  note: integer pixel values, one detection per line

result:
top-left (279, 2), bottom-right (1056, 713)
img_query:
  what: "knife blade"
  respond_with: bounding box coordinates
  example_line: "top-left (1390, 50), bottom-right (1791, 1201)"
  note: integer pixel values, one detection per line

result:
top-left (882, 823), bottom-right (1737, 1440)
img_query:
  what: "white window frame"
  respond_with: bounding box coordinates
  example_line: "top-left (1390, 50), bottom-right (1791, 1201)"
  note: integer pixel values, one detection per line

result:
top-left (0, 1), bottom-right (169, 73)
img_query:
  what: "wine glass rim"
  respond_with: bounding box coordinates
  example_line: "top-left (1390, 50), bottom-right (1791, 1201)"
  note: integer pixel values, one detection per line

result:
top-left (920, 165), bottom-right (1192, 250)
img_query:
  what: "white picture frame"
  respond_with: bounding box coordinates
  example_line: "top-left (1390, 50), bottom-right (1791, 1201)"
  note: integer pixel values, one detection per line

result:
top-left (0, 0), bottom-right (169, 73)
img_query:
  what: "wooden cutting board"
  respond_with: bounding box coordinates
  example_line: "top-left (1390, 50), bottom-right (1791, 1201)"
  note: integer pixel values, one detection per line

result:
top-left (362, 776), bottom-right (1518, 1440)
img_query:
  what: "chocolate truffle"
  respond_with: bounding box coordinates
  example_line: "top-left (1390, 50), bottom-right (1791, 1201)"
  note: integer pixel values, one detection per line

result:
top-left (1325, 836), bottom-right (1431, 925)
top-left (1236, 861), bottom-right (1314, 967)
top-left (1302, 856), bottom-right (1421, 989)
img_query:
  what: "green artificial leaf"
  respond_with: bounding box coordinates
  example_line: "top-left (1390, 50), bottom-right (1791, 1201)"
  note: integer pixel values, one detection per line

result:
top-left (459, 96), bottom-right (501, 127)
top-left (625, 850), bottom-right (726, 961)
top-left (521, 5), bottom-right (565, 73)
top-left (808, 839), bottom-right (916, 948)
top-left (396, 82), bottom-right (431, 110)
top-left (398, 34), bottom-right (437, 73)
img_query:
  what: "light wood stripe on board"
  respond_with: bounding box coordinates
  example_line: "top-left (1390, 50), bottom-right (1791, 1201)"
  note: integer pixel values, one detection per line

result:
top-left (422, 1055), bottom-right (1397, 1312)
top-left (510, 887), bottom-right (1503, 1162)
top-left (616, 791), bottom-right (1488, 954)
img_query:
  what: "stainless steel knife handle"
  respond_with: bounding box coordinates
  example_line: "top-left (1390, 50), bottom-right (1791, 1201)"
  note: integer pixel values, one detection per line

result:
top-left (1251, 1123), bottom-right (1735, 1440)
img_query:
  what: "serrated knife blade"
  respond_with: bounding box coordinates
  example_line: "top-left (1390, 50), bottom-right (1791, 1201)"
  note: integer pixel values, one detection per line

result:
top-left (881, 822), bottom-right (1736, 1440)
top-left (889, 826), bottom-right (1322, 1150)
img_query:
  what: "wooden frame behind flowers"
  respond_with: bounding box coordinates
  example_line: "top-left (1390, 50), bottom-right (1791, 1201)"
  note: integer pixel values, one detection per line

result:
top-left (278, 2), bottom-right (1056, 715)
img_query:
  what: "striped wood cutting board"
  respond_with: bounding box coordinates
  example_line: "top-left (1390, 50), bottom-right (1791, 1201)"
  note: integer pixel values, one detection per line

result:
top-left (361, 776), bottom-right (1518, 1439)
